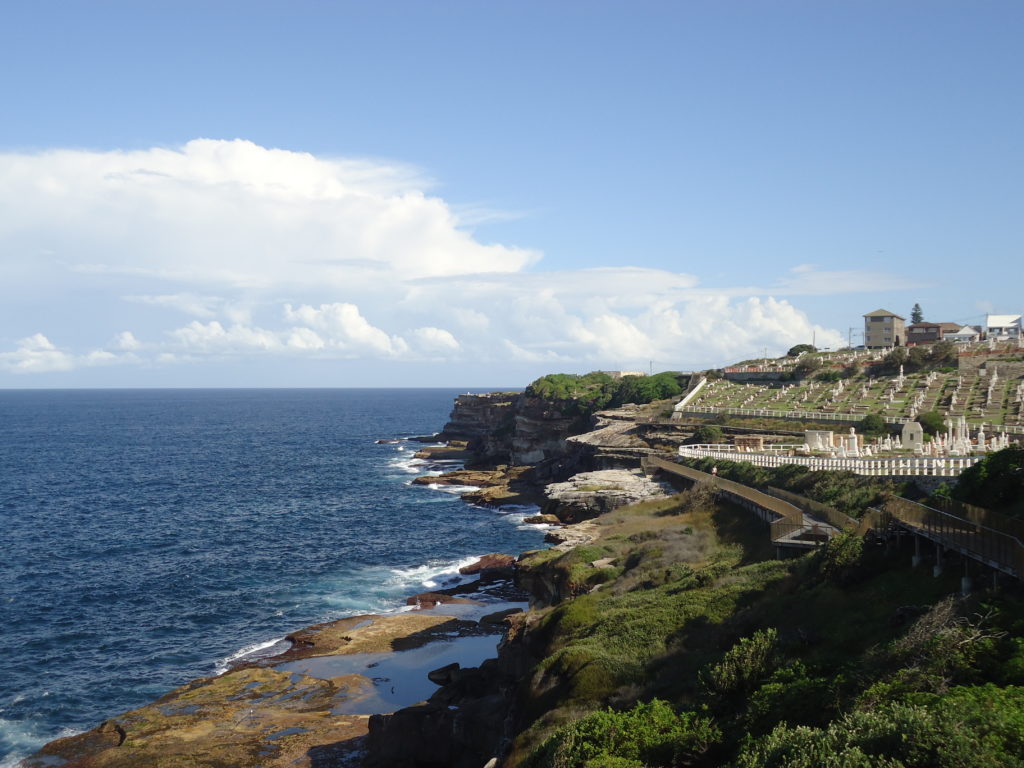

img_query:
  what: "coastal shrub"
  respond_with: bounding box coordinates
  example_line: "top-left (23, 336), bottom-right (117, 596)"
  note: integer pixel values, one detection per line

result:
top-left (704, 628), bottom-right (779, 697)
top-left (743, 662), bottom-right (836, 733)
top-left (815, 532), bottom-right (865, 586)
top-left (682, 457), bottom-right (898, 518)
top-left (793, 357), bottom-right (823, 378)
top-left (859, 596), bottom-right (1005, 701)
top-left (734, 691), bottom-right (1024, 768)
top-left (522, 699), bottom-right (721, 768)
top-left (536, 644), bottom-right (644, 704)
top-left (525, 370), bottom-right (687, 417)
top-left (691, 424), bottom-right (724, 444)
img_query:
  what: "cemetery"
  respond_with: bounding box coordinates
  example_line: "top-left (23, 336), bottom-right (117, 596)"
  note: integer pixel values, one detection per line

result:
top-left (677, 339), bottom-right (1024, 434)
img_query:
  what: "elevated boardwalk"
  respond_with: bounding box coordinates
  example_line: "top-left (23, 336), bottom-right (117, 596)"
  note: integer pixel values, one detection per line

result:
top-left (644, 454), bottom-right (1024, 581)
top-left (643, 456), bottom-right (843, 550)
top-left (866, 498), bottom-right (1024, 579)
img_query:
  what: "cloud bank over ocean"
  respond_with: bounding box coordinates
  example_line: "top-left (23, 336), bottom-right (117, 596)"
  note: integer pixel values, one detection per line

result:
top-left (0, 139), bottom-right (870, 381)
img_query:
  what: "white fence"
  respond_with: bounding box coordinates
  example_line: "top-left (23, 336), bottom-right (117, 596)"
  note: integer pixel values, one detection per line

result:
top-left (676, 405), bottom-right (1024, 435)
top-left (677, 444), bottom-right (982, 478)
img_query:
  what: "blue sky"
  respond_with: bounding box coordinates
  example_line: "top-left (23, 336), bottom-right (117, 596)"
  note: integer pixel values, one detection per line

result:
top-left (1, 1), bottom-right (1020, 386)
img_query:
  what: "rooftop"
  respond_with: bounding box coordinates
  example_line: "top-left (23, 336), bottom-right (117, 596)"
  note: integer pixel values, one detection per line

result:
top-left (986, 314), bottom-right (1022, 327)
top-left (863, 308), bottom-right (906, 319)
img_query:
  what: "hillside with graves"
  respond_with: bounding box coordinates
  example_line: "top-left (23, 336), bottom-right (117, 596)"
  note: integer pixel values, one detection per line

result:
top-left (675, 340), bottom-right (1024, 435)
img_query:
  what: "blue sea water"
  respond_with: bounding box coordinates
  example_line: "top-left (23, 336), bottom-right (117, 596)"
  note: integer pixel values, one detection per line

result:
top-left (0, 389), bottom-right (545, 765)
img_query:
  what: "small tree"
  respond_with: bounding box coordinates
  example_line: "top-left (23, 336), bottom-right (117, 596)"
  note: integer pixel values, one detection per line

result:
top-left (692, 425), bottom-right (724, 444)
top-left (884, 347), bottom-right (908, 369)
top-left (917, 410), bottom-right (945, 435)
top-left (859, 413), bottom-right (886, 437)
top-left (793, 357), bottom-right (823, 378)
top-left (787, 343), bottom-right (816, 357)
top-left (911, 303), bottom-right (924, 324)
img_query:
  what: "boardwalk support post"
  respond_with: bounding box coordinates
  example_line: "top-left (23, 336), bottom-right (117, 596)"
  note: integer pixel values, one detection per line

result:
top-left (933, 543), bottom-right (943, 577)
top-left (961, 559), bottom-right (972, 595)
top-left (912, 535), bottom-right (922, 568)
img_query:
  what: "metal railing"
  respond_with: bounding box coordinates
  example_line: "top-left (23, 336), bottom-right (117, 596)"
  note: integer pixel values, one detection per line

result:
top-left (881, 497), bottom-right (1024, 578)
top-left (643, 456), bottom-right (836, 548)
top-left (764, 487), bottom-right (859, 532)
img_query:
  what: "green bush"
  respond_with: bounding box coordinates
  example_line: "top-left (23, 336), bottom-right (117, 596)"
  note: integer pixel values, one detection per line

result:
top-left (953, 445), bottom-right (1024, 515)
top-left (816, 532), bottom-right (865, 586)
top-left (858, 413), bottom-right (886, 438)
top-left (525, 371), bottom-right (687, 416)
top-left (787, 344), bottom-right (817, 357)
top-left (735, 689), bottom-right (1024, 768)
top-left (704, 628), bottom-right (779, 697)
top-left (522, 699), bottom-right (720, 768)
top-left (917, 410), bottom-right (945, 435)
top-left (692, 425), bottom-right (724, 444)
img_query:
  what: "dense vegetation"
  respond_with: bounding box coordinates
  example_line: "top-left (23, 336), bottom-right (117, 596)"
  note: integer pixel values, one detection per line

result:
top-left (681, 455), bottom-right (907, 517)
top-left (953, 445), bottom-right (1024, 518)
top-left (510, 488), bottom-right (1024, 768)
top-left (526, 371), bottom-right (687, 415)
top-left (882, 341), bottom-right (958, 373)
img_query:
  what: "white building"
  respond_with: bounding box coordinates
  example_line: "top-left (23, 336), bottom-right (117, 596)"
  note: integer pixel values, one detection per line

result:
top-left (944, 325), bottom-right (981, 343)
top-left (985, 314), bottom-right (1022, 341)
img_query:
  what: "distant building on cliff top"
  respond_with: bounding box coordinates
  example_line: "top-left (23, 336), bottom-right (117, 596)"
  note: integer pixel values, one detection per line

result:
top-left (598, 370), bottom-right (647, 379)
top-left (944, 325), bottom-right (982, 343)
top-left (985, 314), bottom-right (1022, 341)
top-left (863, 309), bottom-right (906, 349)
top-left (906, 321), bottom-right (960, 344)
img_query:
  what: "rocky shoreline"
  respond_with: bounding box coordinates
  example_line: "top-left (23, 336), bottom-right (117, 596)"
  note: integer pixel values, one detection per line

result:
top-left (23, 553), bottom-right (533, 768)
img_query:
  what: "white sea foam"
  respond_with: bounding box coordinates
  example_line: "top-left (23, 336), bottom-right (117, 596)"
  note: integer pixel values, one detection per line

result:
top-left (388, 455), bottom-right (430, 474)
top-left (425, 483), bottom-right (481, 494)
top-left (0, 718), bottom-right (79, 768)
top-left (389, 555), bottom-right (482, 590)
top-left (214, 636), bottom-right (291, 675)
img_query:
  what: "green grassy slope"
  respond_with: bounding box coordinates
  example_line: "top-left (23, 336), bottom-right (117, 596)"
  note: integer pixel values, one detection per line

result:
top-left (508, 489), bottom-right (1024, 768)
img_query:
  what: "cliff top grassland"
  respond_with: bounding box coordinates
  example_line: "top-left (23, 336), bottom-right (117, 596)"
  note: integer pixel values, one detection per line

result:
top-left (507, 484), bottom-right (1024, 768)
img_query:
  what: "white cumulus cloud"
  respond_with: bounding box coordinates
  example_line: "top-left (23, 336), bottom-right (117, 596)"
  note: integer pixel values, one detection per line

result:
top-left (0, 139), bottom-right (909, 381)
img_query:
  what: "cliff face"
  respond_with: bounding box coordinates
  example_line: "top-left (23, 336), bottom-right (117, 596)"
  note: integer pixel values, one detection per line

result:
top-left (437, 393), bottom-right (518, 466)
top-left (509, 396), bottom-right (583, 466)
top-left (437, 392), bottom-right (590, 475)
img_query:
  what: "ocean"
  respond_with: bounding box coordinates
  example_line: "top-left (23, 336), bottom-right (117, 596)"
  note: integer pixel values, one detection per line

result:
top-left (0, 389), bottom-right (547, 766)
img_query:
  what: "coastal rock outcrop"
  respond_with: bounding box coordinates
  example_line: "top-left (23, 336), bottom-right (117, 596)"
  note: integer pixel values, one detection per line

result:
top-left (541, 469), bottom-right (672, 523)
top-left (435, 392), bottom-right (594, 478)
top-left (436, 393), bottom-right (519, 466)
